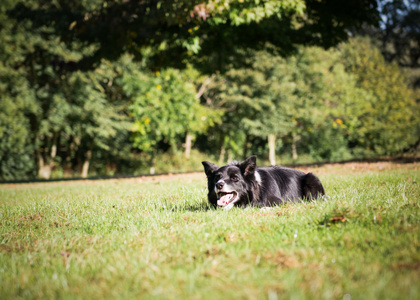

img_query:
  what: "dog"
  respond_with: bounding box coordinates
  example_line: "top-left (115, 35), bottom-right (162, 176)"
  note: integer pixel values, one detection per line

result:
top-left (202, 156), bottom-right (325, 210)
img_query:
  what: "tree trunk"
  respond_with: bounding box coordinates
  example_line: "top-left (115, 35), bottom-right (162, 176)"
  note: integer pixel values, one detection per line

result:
top-left (218, 137), bottom-right (226, 165)
top-left (81, 150), bottom-right (91, 178)
top-left (37, 135), bottom-right (57, 179)
top-left (37, 153), bottom-right (51, 179)
top-left (227, 148), bottom-right (233, 162)
top-left (268, 134), bottom-right (276, 166)
top-left (150, 151), bottom-right (156, 175)
top-left (196, 74), bottom-right (215, 99)
top-left (51, 143), bottom-right (57, 160)
top-left (184, 132), bottom-right (193, 159)
top-left (243, 134), bottom-right (250, 159)
top-left (292, 134), bottom-right (299, 161)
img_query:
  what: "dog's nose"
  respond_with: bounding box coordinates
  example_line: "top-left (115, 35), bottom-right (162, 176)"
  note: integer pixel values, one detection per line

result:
top-left (216, 182), bottom-right (224, 190)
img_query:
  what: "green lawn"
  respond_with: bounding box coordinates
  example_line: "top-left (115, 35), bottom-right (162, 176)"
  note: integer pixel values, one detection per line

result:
top-left (1, 162), bottom-right (419, 299)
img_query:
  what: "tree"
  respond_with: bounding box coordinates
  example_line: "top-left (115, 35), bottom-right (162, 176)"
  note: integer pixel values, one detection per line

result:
top-left (0, 0), bottom-right (134, 179)
top-left (0, 88), bottom-right (35, 180)
top-left (378, 0), bottom-right (420, 68)
top-left (64, 65), bottom-right (132, 178)
top-left (339, 37), bottom-right (419, 156)
top-left (0, 0), bottom-right (37, 180)
top-left (8, 0), bottom-right (380, 73)
top-left (121, 58), bottom-right (221, 173)
top-left (3, 0), bottom-right (405, 180)
top-left (205, 47), bottom-right (347, 163)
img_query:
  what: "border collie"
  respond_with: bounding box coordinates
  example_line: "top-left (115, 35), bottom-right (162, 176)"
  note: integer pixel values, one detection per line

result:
top-left (202, 156), bottom-right (325, 210)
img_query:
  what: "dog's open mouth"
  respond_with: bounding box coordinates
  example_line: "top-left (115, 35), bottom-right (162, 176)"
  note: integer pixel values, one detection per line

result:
top-left (217, 192), bottom-right (238, 207)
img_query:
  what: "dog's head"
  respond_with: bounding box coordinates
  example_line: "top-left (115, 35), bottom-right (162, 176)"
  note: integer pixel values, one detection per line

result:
top-left (202, 156), bottom-right (259, 210)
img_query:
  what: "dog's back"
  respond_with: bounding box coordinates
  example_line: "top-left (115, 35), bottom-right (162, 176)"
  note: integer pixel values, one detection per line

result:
top-left (256, 166), bottom-right (324, 206)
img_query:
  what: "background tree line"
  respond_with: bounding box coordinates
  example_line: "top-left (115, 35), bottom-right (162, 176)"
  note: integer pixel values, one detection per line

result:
top-left (0, 0), bottom-right (418, 180)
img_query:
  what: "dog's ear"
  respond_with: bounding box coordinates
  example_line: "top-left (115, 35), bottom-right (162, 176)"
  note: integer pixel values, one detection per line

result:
top-left (240, 156), bottom-right (257, 177)
top-left (202, 161), bottom-right (218, 177)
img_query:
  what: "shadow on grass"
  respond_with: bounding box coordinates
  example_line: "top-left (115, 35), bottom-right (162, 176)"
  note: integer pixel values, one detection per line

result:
top-left (184, 203), bottom-right (215, 212)
top-left (151, 199), bottom-right (215, 213)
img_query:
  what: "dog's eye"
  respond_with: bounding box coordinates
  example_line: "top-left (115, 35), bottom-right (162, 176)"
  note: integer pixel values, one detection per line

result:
top-left (231, 176), bottom-right (239, 182)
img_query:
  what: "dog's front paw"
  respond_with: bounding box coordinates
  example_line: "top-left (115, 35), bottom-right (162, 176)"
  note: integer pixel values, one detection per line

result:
top-left (321, 195), bottom-right (330, 201)
top-left (260, 207), bottom-right (272, 211)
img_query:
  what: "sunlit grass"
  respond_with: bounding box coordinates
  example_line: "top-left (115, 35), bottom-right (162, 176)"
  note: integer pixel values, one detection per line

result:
top-left (1, 163), bottom-right (419, 299)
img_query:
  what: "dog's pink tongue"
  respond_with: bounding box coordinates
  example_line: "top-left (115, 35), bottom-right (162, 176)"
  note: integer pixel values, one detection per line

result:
top-left (217, 193), bottom-right (233, 207)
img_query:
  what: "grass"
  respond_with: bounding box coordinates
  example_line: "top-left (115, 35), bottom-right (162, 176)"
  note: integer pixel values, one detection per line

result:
top-left (0, 162), bottom-right (419, 299)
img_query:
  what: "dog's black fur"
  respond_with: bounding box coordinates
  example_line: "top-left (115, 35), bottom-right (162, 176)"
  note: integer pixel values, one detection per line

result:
top-left (202, 156), bottom-right (325, 209)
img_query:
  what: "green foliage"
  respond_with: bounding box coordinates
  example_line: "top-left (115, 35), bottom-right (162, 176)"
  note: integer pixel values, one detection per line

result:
top-left (340, 37), bottom-right (419, 156)
top-left (0, 1), bottom-right (36, 179)
top-left (7, 0), bottom-right (379, 71)
top-left (378, 0), bottom-right (420, 69)
top-left (66, 65), bottom-right (131, 151)
top-left (203, 39), bottom-right (419, 162)
top-left (123, 60), bottom-right (222, 153)
top-left (0, 0), bottom-right (417, 179)
top-left (209, 50), bottom-right (279, 137)
top-left (0, 0), bottom-right (131, 179)
top-left (153, 149), bottom-right (216, 174)
top-left (0, 98), bottom-right (35, 180)
top-left (206, 0), bottom-right (305, 26)
top-left (204, 47), bottom-right (347, 160)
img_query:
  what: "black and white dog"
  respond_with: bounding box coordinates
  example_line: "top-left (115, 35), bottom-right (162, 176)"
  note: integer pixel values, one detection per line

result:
top-left (202, 156), bottom-right (325, 210)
